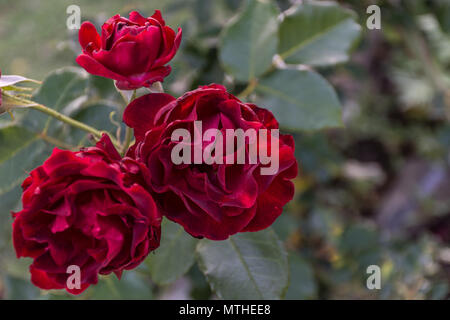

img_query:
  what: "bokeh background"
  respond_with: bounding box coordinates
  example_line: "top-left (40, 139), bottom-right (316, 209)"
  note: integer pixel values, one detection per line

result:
top-left (1, 0), bottom-right (450, 299)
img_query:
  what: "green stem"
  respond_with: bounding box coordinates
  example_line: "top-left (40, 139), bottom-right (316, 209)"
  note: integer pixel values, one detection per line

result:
top-left (7, 85), bottom-right (34, 92)
top-left (237, 79), bottom-right (258, 99)
top-left (119, 90), bottom-right (137, 155)
top-left (4, 94), bottom-right (121, 148)
top-left (24, 79), bottom-right (42, 85)
top-left (39, 133), bottom-right (76, 150)
top-left (122, 126), bottom-right (133, 155)
top-left (31, 104), bottom-right (103, 138)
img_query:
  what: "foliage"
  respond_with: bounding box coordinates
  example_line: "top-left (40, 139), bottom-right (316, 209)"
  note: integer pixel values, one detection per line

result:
top-left (0, 0), bottom-right (449, 300)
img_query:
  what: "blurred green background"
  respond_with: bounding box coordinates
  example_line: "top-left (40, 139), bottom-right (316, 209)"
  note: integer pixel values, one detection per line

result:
top-left (1, 0), bottom-right (450, 299)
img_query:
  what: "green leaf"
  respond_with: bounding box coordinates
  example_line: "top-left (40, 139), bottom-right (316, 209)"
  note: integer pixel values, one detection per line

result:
top-left (69, 103), bottom-right (121, 146)
top-left (0, 124), bottom-right (52, 253)
top-left (279, 0), bottom-right (361, 66)
top-left (0, 125), bottom-right (52, 210)
top-left (19, 67), bottom-right (89, 136)
top-left (196, 228), bottom-right (288, 299)
top-left (32, 67), bottom-right (89, 112)
top-left (3, 275), bottom-right (40, 300)
top-left (0, 187), bottom-right (21, 233)
top-left (256, 68), bottom-right (342, 131)
top-left (285, 252), bottom-right (317, 299)
top-left (0, 68), bottom-right (89, 219)
top-left (0, 125), bottom-right (35, 164)
top-left (88, 75), bottom-right (121, 102)
top-left (147, 219), bottom-right (197, 285)
top-left (84, 271), bottom-right (153, 300)
top-left (219, 0), bottom-right (279, 82)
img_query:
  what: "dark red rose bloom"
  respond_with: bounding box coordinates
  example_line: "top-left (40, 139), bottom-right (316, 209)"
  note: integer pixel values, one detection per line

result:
top-left (124, 84), bottom-right (298, 240)
top-left (12, 135), bottom-right (161, 294)
top-left (76, 10), bottom-right (182, 90)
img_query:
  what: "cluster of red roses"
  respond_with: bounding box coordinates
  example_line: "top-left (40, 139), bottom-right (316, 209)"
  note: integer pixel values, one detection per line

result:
top-left (12, 11), bottom-right (298, 294)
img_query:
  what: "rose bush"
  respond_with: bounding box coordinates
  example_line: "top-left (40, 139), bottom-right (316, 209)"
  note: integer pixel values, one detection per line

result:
top-left (124, 84), bottom-right (298, 240)
top-left (12, 135), bottom-right (161, 294)
top-left (76, 10), bottom-right (182, 90)
top-left (4, 3), bottom-right (310, 298)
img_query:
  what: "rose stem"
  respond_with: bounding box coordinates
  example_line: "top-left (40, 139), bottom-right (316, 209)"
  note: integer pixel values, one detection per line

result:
top-left (5, 94), bottom-right (121, 148)
top-left (120, 90), bottom-right (137, 155)
top-left (237, 78), bottom-right (258, 99)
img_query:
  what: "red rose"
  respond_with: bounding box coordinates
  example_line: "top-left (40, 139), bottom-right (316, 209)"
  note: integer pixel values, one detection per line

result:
top-left (76, 10), bottom-right (182, 90)
top-left (124, 84), bottom-right (298, 240)
top-left (12, 135), bottom-right (161, 294)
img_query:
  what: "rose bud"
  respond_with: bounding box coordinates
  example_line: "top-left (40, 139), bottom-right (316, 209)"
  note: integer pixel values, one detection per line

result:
top-left (123, 84), bottom-right (298, 240)
top-left (12, 135), bottom-right (161, 294)
top-left (76, 10), bottom-right (182, 90)
top-left (0, 71), bottom-right (40, 116)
